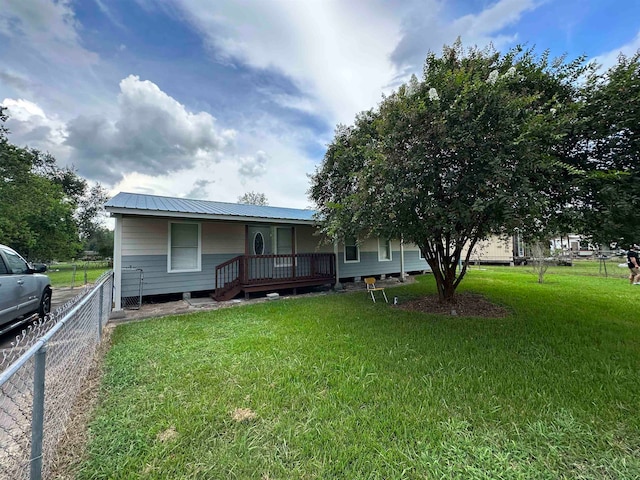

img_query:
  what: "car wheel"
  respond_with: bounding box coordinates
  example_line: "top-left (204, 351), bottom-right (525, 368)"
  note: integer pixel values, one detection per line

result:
top-left (38, 289), bottom-right (52, 318)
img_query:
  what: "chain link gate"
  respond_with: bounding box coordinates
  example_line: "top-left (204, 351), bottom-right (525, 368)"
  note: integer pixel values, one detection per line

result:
top-left (121, 267), bottom-right (143, 310)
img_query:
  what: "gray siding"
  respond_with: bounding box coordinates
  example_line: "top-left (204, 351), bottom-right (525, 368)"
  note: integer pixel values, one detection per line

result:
top-left (121, 253), bottom-right (241, 297)
top-left (338, 250), bottom-right (430, 279)
top-left (403, 250), bottom-right (431, 272)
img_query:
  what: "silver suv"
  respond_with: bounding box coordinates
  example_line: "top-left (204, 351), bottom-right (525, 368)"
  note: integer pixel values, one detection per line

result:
top-left (0, 244), bottom-right (52, 327)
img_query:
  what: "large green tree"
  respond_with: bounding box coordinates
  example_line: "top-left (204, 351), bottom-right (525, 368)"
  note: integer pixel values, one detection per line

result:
top-left (0, 107), bottom-right (109, 260)
top-left (311, 43), bottom-right (587, 301)
top-left (575, 52), bottom-right (640, 247)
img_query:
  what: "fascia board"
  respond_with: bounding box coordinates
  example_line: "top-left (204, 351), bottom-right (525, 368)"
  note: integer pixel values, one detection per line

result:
top-left (105, 207), bottom-right (317, 226)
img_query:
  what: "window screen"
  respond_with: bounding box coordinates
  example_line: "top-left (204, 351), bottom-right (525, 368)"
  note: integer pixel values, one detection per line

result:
top-left (379, 239), bottom-right (392, 261)
top-left (170, 223), bottom-right (200, 271)
top-left (275, 227), bottom-right (292, 254)
top-left (344, 236), bottom-right (359, 262)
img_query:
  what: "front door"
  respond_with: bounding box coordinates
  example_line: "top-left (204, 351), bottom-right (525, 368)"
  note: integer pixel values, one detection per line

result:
top-left (247, 226), bottom-right (273, 281)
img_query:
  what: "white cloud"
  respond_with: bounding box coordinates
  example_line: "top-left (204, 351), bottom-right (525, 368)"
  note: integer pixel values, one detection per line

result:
top-left (0, 0), bottom-right (98, 66)
top-left (110, 113), bottom-right (317, 209)
top-left (593, 30), bottom-right (640, 71)
top-left (175, 0), bottom-right (402, 125)
top-left (2, 97), bottom-right (71, 158)
top-left (185, 179), bottom-right (214, 199)
top-left (391, 0), bottom-right (540, 72)
top-left (174, 0), bottom-right (545, 129)
top-left (65, 75), bottom-right (236, 182)
top-left (238, 150), bottom-right (268, 179)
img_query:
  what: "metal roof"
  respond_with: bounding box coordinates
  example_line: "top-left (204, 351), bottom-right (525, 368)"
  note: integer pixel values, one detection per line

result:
top-left (105, 192), bottom-right (317, 223)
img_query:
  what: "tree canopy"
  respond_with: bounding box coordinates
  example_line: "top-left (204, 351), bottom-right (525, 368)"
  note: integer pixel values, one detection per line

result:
top-left (310, 42), bottom-right (589, 301)
top-left (238, 191), bottom-right (269, 206)
top-left (0, 107), bottom-right (110, 260)
top-left (574, 52), bottom-right (640, 246)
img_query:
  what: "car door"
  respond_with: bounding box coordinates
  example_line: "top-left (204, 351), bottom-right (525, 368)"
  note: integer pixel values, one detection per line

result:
top-left (0, 253), bottom-right (21, 326)
top-left (1, 248), bottom-right (40, 318)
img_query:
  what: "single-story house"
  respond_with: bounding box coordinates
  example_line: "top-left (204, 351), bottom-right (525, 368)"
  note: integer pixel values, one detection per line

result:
top-left (105, 192), bottom-right (431, 310)
top-left (468, 234), bottom-right (525, 265)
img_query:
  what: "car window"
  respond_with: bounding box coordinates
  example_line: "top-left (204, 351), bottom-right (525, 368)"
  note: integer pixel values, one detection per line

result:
top-left (0, 256), bottom-right (7, 275)
top-left (3, 249), bottom-right (30, 274)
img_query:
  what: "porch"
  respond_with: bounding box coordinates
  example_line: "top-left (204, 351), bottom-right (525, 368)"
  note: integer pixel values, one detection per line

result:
top-left (212, 253), bottom-right (336, 301)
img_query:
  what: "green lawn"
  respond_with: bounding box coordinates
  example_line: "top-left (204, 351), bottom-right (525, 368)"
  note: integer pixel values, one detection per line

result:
top-left (78, 269), bottom-right (640, 479)
top-left (46, 261), bottom-right (110, 288)
top-left (511, 258), bottom-right (630, 279)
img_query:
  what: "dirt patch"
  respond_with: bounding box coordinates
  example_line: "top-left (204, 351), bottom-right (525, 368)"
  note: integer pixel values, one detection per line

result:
top-left (49, 324), bottom-right (115, 479)
top-left (397, 292), bottom-right (510, 318)
top-left (231, 407), bottom-right (257, 423)
top-left (156, 426), bottom-right (179, 443)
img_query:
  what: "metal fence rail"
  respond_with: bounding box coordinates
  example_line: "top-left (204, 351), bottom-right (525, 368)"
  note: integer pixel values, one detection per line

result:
top-left (0, 270), bottom-right (113, 480)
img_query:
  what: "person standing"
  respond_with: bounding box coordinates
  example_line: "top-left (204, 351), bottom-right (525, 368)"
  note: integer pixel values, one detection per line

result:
top-left (627, 245), bottom-right (640, 285)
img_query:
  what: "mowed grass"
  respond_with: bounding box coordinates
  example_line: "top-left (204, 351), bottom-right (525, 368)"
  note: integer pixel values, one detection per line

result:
top-left (46, 262), bottom-right (110, 287)
top-left (511, 258), bottom-right (630, 279)
top-left (78, 269), bottom-right (640, 479)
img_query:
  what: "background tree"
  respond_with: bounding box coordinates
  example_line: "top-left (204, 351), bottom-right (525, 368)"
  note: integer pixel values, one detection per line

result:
top-left (529, 241), bottom-right (552, 284)
top-left (575, 52), bottom-right (640, 247)
top-left (237, 191), bottom-right (268, 206)
top-left (0, 107), bottom-right (109, 260)
top-left (311, 42), bottom-right (587, 301)
top-left (83, 226), bottom-right (114, 259)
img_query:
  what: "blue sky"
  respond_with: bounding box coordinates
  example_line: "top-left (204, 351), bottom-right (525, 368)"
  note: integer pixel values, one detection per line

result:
top-left (1, 0), bottom-right (639, 208)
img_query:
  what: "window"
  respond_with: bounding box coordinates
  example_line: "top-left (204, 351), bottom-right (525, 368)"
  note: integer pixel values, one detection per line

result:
top-left (344, 236), bottom-right (359, 263)
top-left (0, 255), bottom-right (9, 275)
top-left (419, 248), bottom-right (425, 260)
top-left (3, 249), bottom-right (29, 274)
top-left (168, 222), bottom-right (201, 272)
top-left (253, 232), bottom-right (265, 255)
top-left (274, 227), bottom-right (293, 266)
top-left (378, 239), bottom-right (392, 261)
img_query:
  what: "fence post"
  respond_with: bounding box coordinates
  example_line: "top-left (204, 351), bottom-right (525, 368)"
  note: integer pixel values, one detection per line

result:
top-left (98, 283), bottom-right (104, 342)
top-left (71, 265), bottom-right (76, 289)
top-left (30, 343), bottom-right (47, 480)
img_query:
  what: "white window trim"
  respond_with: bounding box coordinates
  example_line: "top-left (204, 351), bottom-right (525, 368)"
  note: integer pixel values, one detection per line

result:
top-left (419, 247), bottom-right (425, 260)
top-left (167, 221), bottom-right (202, 273)
top-left (378, 238), bottom-right (392, 262)
top-left (344, 236), bottom-right (360, 263)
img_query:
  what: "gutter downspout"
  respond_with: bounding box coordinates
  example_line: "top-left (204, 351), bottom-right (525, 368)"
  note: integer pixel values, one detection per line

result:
top-left (113, 214), bottom-right (122, 312)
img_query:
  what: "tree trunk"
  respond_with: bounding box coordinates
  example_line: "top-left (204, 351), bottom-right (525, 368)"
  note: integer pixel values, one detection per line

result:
top-left (422, 237), bottom-right (477, 303)
top-left (426, 257), bottom-right (458, 302)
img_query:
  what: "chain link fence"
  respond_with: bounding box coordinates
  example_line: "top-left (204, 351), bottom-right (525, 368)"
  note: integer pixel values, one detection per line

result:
top-left (0, 270), bottom-right (113, 480)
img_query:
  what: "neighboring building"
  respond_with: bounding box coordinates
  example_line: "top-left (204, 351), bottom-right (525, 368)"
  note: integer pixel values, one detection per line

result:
top-left (105, 192), bottom-right (431, 310)
top-left (467, 232), bottom-right (526, 265)
top-left (550, 234), bottom-right (597, 257)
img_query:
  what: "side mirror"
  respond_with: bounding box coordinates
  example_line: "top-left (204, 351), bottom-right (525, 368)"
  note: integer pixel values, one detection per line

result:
top-left (31, 264), bottom-right (48, 273)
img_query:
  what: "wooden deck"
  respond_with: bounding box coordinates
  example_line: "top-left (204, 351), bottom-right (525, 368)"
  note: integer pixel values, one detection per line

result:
top-left (212, 253), bottom-right (336, 301)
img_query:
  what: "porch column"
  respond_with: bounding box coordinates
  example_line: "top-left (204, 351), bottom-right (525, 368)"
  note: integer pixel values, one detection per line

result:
top-left (291, 226), bottom-right (296, 279)
top-left (113, 214), bottom-right (122, 311)
top-left (333, 240), bottom-right (342, 290)
top-left (400, 235), bottom-right (405, 282)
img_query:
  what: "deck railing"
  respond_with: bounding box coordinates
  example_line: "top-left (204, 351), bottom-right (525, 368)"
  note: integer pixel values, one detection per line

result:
top-left (214, 253), bottom-right (335, 299)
